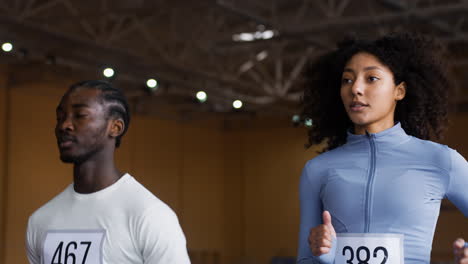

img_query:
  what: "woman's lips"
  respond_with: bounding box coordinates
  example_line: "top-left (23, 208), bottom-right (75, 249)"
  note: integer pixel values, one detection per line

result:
top-left (350, 105), bottom-right (367, 111)
top-left (350, 102), bottom-right (369, 111)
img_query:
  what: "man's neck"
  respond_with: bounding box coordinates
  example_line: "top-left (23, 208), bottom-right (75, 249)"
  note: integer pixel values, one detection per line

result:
top-left (72, 154), bottom-right (122, 194)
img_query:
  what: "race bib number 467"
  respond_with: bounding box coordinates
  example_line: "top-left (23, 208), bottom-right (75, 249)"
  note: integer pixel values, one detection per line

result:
top-left (42, 230), bottom-right (106, 264)
top-left (335, 233), bottom-right (404, 264)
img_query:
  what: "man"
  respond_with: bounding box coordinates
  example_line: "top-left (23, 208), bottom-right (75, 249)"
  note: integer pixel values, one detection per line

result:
top-left (26, 80), bottom-right (190, 264)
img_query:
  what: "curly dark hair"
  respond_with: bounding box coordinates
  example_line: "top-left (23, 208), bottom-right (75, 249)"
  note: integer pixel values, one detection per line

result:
top-left (302, 32), bottom-right (454, 152)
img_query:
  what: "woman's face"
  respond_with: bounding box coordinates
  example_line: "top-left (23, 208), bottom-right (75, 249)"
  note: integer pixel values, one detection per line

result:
top-left (340, 52), bottom-right (406, 134)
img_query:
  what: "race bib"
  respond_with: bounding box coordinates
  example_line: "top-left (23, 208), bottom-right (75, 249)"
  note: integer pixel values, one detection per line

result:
top-left (335, 233), bottom-right (404, 264)
top-left (42, 230), bottom-right (106, 264)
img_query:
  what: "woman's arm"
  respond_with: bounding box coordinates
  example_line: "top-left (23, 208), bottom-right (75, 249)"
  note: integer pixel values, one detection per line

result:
top-left (446, 149), bottom-right (468, 263)
top-left (297, 162), bottom-right (336, 264)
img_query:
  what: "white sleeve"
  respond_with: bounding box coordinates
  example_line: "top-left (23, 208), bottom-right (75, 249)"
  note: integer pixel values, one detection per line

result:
top-left (26, 217), bottom-right (41, 264)
top-left (137, 203), bottom-right (191, 264)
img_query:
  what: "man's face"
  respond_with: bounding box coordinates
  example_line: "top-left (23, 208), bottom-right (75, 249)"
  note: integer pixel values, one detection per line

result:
top-left (55, 87), bottom-right (110, 164)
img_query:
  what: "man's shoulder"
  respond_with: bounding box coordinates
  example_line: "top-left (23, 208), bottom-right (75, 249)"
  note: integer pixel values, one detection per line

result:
top-left (28, 185), bottom-right (73, 226)
top-left (121, 175), bottom-right (161, 204)
top-left (120, 175), bottom-right (176, 217)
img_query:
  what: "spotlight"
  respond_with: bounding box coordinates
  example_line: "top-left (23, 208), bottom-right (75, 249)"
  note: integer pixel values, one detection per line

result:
top-left (292, 115), bottom-right (300, 123)
top-left (146, 79), bottom-right (158, 90)
top-left (1, 42), bottom-right (13, 52)
top-left (262, 30), bottom-right (275, 39)
top-left (196, 91), bottom-right (207, 103)
top-left (103, 67), bottom-right (114, 78)
top-left (233, 100), bottom-right (243, 109)
top-left (292, 115), bottom-right (304, 127)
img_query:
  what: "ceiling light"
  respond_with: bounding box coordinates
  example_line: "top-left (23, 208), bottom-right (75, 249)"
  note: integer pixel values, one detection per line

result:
top-left (2, 42), bottom-right (13, 52)
top-left (146, 78), bottom-right (158, 89)
top-left (233, 100), bottom-right (243, 109)
top-left (196, 91), bottom-right (207, 103)
top-left (103, 67), bottom-right (114, 78)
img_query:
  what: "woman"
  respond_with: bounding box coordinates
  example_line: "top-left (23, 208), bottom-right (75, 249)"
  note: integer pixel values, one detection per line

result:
top-left (297, 33), bottom-right (468, 264)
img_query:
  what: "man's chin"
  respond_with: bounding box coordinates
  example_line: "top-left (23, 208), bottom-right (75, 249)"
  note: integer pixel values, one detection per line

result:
top-left (59, 152), bottom-right (92, 164)
top-left (59, 152), bottom-right (84, 163)
top-left (59, 155), bottom-right (76, 163)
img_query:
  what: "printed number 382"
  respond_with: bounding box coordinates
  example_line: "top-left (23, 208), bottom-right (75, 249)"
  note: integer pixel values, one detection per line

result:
top-left (342, 246), bottom-right (388, 264)
top-left (51, 241), bottom-right (92, 264)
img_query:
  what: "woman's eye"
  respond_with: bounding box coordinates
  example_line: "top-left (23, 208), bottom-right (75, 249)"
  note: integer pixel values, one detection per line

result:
top-left (342, 78), bottom-right (353, 84)
top-left (368, 76), bottom-right (379, 82)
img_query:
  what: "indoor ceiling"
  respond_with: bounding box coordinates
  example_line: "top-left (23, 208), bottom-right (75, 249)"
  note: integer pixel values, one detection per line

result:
top-left (0, 0), bottom-right (468, 119)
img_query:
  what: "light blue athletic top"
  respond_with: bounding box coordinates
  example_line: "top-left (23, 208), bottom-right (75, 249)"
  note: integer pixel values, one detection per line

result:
top-left (297, 123), bottom-right (468, 263)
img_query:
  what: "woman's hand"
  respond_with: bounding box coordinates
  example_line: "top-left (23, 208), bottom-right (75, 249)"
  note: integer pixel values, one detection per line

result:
top-left (453, 238), bottom-right (468, 264)
top-left (308, 211), bottom-right (336, 256)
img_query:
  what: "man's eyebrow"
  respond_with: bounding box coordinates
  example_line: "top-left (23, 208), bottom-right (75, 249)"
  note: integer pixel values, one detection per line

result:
top-left (71, 103), bottom-right (89, 108)
top-left (56, 103), bottom-right (89, 113)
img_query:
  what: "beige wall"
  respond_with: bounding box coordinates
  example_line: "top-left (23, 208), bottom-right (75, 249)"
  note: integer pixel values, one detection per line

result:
top-left (444, 113), bottom-right (468, 157)
top-left (239, 127), bottom-right (314, 263)
top-left (0, 65), bottom-right (9, 263)
top-left (0, 66), bottom-right (467, 264)
top-left (4, 81), bottom-right (71, 262)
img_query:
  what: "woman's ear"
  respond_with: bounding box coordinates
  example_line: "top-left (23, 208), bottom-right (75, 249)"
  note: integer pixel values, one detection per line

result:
top-left (396, 82), bottom-right (406, 101)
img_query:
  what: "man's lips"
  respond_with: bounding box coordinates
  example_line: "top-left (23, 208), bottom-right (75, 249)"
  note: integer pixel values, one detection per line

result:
top-left (59, 140), bottom-right (74, 148)
top-left (57, 136), bottom-right (77, 148)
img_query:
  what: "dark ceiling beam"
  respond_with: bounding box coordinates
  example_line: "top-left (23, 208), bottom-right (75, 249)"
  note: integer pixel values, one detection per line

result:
top-left (0, 13), bottom-right (261, 93)
top-left (280, 1), bottom-right (468, 36)
top-left (216, 0), bottom-right (272, 27)
top-left (22, 7), bottom-right (159, 21)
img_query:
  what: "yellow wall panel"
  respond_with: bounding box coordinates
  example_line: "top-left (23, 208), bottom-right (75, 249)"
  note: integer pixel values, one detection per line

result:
top-left (129, 116), bottom-right (183, 214)
top-left (240, 127), bottom-right (318, 263)
top-left (5, 84), bottom-right (70, 264)
top-left (0, 64), bottom-right (9, 263)
top-left (180, 123), bottom-right (224, 250)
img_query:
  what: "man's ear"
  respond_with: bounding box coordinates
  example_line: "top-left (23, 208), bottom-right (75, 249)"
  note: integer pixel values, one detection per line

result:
top-left (396, 82), bottom-right (406, 101)
top-left (109, 118), bottom-right (125, 138)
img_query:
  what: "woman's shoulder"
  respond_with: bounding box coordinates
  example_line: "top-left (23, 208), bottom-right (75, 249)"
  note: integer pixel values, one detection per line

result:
top-left (408, 136), bottom-right (454, 154)
top-left (404, 136), bottom-right (464, 169)
top-left (303, 145), bottom-right (350, 172)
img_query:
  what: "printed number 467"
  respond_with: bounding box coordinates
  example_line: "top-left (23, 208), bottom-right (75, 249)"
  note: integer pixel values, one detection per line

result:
top-left (51, 241), bottom-right (91, 264)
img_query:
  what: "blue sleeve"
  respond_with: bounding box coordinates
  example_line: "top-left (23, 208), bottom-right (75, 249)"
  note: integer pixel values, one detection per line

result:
top-left (446, 149), bottom-right (468, 217)
top-left (297, 162), bottom-right (336, 264)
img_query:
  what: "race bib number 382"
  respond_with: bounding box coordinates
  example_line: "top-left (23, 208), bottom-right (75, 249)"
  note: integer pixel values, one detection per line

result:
top-left (42, 230), bottom-right (106, 264)
top-left (335, 233), bottom-right (404, 264)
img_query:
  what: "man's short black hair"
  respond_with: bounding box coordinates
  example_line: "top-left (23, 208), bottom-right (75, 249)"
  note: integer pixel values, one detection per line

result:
top-left (68, 80), bottom-right (131, 148)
